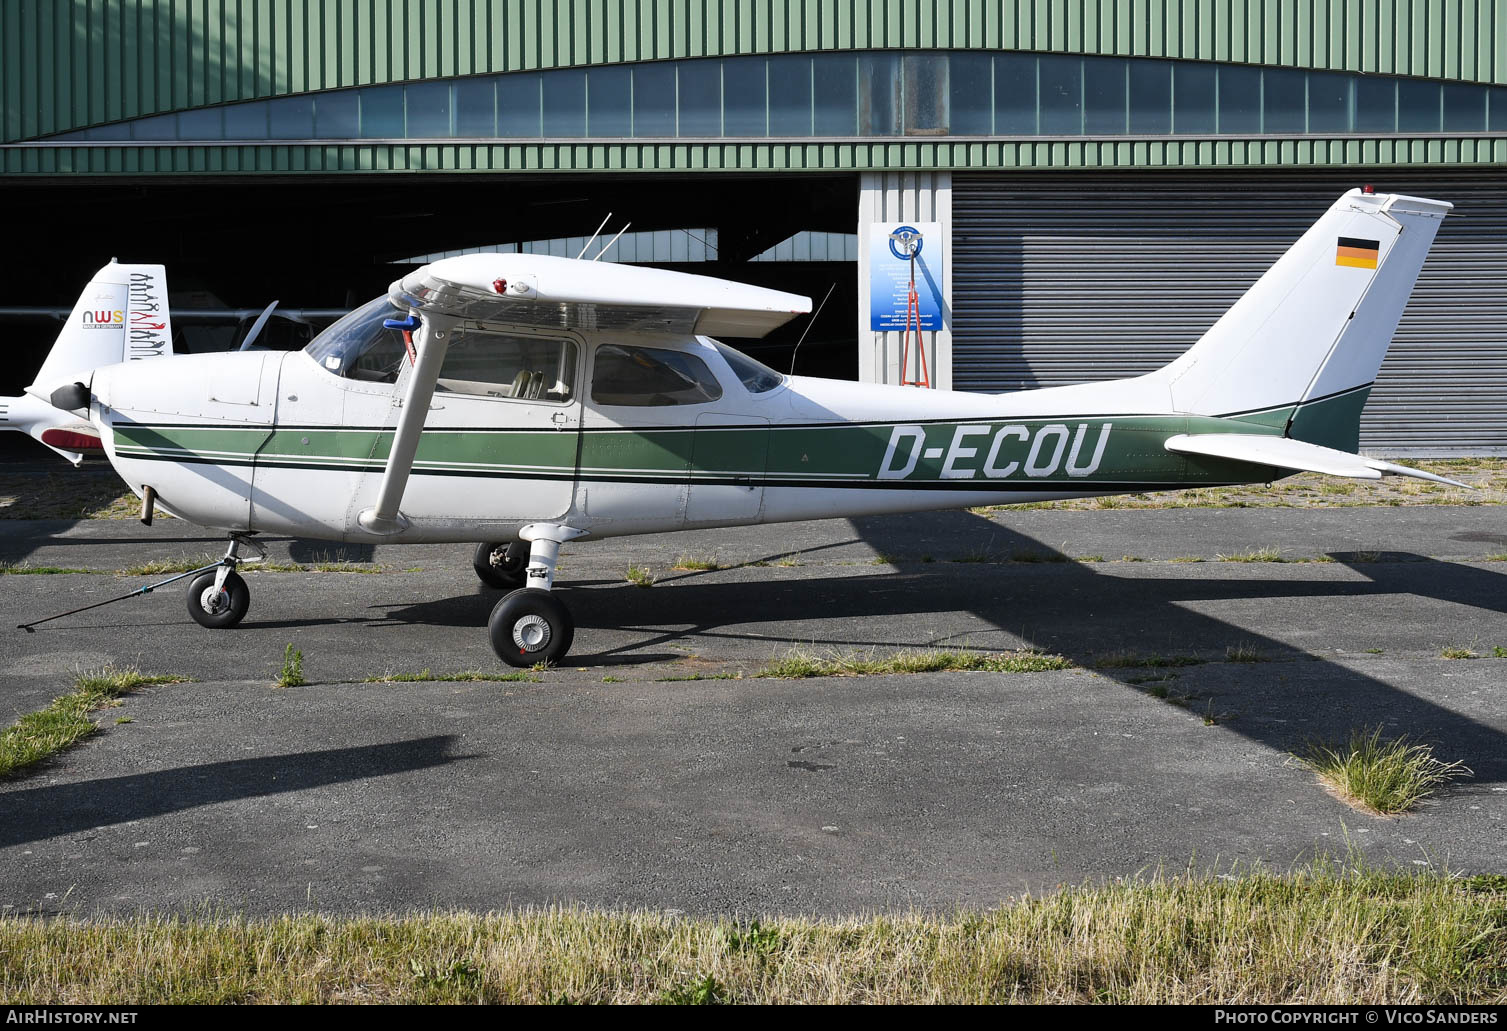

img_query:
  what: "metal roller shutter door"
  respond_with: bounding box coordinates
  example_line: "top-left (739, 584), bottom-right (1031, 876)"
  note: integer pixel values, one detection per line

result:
top-left (952, 171), bottom-right (1507, 455)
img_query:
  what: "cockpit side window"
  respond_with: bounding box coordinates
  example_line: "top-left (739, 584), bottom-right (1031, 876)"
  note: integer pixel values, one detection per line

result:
top-left (590, 344), bottom-right (724, 407)
top-left (305, 296), bottom-right (408, 382)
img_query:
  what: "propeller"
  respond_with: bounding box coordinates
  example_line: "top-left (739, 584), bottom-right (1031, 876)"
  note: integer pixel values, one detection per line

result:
top-left (238, 301), bottom-right (280, 351)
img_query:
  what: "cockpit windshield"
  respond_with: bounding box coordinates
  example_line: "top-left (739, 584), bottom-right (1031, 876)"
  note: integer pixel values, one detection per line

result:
top-left (304, 295), bottom-right (407, 383)
top-left (709, 340), bottom-right (784, 393)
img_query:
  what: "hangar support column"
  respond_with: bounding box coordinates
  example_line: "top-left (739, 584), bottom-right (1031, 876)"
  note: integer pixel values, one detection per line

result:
top-left (857, 172), bottom-right (953, 390)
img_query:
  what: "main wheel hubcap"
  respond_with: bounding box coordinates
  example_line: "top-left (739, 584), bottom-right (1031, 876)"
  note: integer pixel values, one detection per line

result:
top-left (512, 614), bottom-right (551, 652)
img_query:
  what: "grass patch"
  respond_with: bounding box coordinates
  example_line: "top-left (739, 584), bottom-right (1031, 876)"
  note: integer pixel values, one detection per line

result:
top-left (625, 565), bottom-right (656, 587)
top-left (1440, 646), bottom-right (1479, 660)
top-left (656, 673), bottom-right (741, 682)
top-left (362, 670), bottom-right (538, 683)
top-left (1225, 643), bottom-right (1269, 663)
top-left (671, 554), bottom-right (721, 572)
top-left (1297, 727), bottom-right (1472, 815)
top-left (1009, 551), bottom-right (1068, 564)
top-left (1125, 673), bottom-right (1178, 686)
top-left (276, 644), bottom-right (306, 688)
top-left (0, 667), bottom-right (187, 777)
top-left (2, 558), bottom-right (384, 576)
top-left (756, 646), bottom-right (1073, 679)
top-left (0, 562), bottom-right (96, 575)
top-left (1094, 652), bottom-right (1207, 670)
top-left (116, 557), bottom-right (220, 576)
top-left (1217, 547), bottom-right (1285, 563)
top-left (0, 866), bottom-right (1503, 1002)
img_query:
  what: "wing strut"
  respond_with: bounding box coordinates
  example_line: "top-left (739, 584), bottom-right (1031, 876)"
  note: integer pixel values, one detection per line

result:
top-left (357, 310), bottom-right (455, 535)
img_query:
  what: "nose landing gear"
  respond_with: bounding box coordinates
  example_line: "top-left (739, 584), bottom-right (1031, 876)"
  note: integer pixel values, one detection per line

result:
top-left (185, 569), bottom-right (250, 628)
top-left (185, 533), bottom-right (264, 629)
top-left (486, 523), bottom-right (584, 667)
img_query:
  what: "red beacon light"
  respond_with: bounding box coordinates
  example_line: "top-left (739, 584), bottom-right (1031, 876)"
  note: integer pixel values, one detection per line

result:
top-left (492, 278), bottom-right (508, 294)
top-left (1362, 184), bottom-right (1376, 195)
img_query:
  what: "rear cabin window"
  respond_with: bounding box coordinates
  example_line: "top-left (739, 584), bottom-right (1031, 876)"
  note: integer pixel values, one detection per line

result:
top-left (591, 344), bottom-right (724, 407)
top-left (437, 327), bottom-right (578, 402)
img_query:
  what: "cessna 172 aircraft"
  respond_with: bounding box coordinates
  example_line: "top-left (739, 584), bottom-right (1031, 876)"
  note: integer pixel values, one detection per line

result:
top-left (16, 187), bottom-right (1461, 666)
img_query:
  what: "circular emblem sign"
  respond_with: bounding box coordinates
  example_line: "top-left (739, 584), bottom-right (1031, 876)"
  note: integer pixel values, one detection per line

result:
top-left (888, 225), bottom-right (924, 261)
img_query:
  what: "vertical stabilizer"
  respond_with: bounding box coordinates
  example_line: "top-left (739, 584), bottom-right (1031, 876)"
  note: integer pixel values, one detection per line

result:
top-left (25, 261), bottom-right (173, 404)
top-left (1158, 189), bottom-right (1449, 450)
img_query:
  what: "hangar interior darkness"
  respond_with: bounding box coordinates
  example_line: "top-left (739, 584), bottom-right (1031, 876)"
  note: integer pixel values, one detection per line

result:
top-left (0, 173), bottom-right (860, 396)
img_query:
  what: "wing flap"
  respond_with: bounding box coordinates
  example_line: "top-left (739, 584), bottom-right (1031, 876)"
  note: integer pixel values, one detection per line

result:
top-left (1164, 433), bottom-right (1471, 488)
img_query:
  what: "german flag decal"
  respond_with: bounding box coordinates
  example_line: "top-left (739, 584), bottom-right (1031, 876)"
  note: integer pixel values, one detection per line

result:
top-left (1336, 236), bottom-right (1380, 269)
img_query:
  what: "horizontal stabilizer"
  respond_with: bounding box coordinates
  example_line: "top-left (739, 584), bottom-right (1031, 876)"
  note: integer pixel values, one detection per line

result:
top-left (0, 393), bottom-right (103, 467)
top-left (392, 253), bottom-right (811, 338)
top-left (1164, 434), bottom-right (1471, 488)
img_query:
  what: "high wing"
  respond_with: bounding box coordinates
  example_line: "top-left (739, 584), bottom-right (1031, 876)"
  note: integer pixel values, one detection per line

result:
top-left (1164, 433), bottom-right (1470, 488)
top-left (391, 252), bottom-right (811, 336)
top-left (358, 255), bottom-right (813, 534)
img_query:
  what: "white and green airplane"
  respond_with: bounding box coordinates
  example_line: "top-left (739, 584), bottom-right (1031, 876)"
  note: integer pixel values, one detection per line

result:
top-left (18, 187), bottom-right (1462, 666)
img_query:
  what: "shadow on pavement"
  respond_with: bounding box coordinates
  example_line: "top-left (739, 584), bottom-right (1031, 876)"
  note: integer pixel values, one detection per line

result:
top-left (847, 510), bottom-right (1507, 785)
top-left (0, 735), bottom-right (471, 848)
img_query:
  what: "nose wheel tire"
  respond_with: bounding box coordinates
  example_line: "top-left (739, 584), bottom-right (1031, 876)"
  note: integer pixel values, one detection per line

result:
top-left (474, 540), bottom-right (529, 589)
top-left (185, 570), bottom-right (250, 629)
top-left (488, 588), bottom-right (573, 667)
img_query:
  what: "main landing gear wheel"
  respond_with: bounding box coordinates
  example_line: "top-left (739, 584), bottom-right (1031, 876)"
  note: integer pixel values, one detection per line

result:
top-left (488, 588), bottom-right (574, 667)
top-left (185, 570), bottom-right (250, 629)
top-left (474, 540), bottom-right (528, 589)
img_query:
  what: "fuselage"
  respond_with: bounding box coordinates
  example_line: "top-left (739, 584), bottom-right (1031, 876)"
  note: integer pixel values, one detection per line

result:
top-left (88, 322), bottom-right (1282, 544)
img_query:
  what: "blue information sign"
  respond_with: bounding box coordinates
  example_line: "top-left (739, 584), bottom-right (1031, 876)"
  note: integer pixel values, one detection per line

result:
top-left (868, 221), bottom-right (944, 332)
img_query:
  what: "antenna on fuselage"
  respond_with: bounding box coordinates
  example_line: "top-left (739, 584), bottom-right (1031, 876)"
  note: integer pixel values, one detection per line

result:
top-left (789, 281), bottom-right (836, 376)
top-left (575, 213), bottom-right (614, 260)
top-left (593, 222), bottom-right (631, 262)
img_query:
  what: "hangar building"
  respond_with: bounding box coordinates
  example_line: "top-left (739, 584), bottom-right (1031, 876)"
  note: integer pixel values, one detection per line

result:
top-left (3, 1), bottom-right (1505, 453)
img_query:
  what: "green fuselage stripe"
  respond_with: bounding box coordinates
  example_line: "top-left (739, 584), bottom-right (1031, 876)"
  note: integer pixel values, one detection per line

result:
top-left (111, 405), bottom-right (1309, 492)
